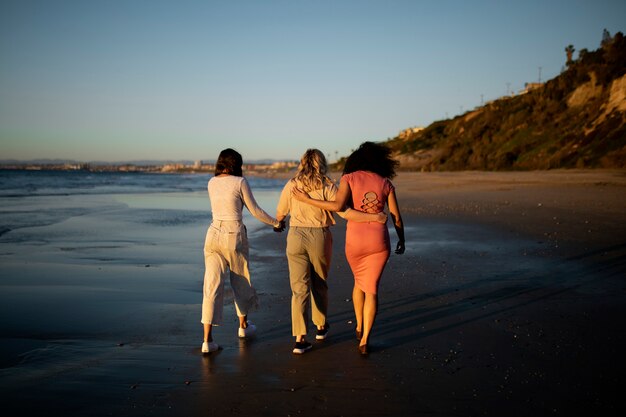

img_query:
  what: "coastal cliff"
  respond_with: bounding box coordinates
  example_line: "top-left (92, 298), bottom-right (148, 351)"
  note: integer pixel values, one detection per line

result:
top-left (381, 31), bottom-right (626, 171)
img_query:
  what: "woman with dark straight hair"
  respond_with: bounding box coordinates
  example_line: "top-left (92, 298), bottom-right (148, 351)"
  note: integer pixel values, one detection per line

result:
top-left (293, 142), bottom-right (405, 355)
top-left (201, 148), bottom-right (283, 353)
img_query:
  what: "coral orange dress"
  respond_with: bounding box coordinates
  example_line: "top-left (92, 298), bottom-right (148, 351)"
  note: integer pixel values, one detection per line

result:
top-left (342, 171), bottom-right (393, 294)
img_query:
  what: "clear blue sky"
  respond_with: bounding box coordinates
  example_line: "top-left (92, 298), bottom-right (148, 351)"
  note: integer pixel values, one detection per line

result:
top-left (1, 0), bottom-right (625, 162)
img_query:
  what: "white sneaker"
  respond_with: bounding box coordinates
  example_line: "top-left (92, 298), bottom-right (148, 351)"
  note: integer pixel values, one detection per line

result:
top-left (238, 323), bottom-right (256, 338)
top-left (201, 341), bottom-right (219, 353)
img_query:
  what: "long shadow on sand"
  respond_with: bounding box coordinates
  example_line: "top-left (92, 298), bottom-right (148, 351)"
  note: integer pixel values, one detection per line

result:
top-left (373, 243), bottom-right (626, 348)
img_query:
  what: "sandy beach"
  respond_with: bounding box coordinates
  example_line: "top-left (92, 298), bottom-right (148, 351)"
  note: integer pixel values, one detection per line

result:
top-left (1, 169), bottom-right (625, 416)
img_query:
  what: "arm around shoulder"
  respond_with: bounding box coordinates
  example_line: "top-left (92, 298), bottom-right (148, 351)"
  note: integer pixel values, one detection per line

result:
top-left (292, 178), bottom-right (351, 212)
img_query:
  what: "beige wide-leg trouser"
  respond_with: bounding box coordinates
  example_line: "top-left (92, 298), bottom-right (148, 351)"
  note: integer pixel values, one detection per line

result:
top-left (286, 226), bottom-right (332, 336)
top-left (201, 220), bottom-right (258, 325)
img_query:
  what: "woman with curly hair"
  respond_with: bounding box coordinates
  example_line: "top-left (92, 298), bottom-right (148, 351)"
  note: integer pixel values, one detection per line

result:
top-left (293, 142), bottom-right (405, 355)
top-left (276, 149), bottom-right (385, 354)
top-left (201, 148), bottom-right (284, 354)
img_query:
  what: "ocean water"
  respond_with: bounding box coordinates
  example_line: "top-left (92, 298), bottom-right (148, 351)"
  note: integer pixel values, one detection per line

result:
top-left (0, 169), bottom-right (284, 197)
top-left (0, 169), bottom-right (287, 359)
top-left (0, 169), bottom-right (285, 239)
top-left (0, 169), bottom-right (289, 380)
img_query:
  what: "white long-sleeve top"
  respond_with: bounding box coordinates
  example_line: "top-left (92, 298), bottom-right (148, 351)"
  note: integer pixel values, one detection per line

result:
top-left (208, 175), bottom-right (280, 227)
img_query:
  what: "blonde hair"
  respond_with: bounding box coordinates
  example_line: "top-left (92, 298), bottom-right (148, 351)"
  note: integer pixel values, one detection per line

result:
top-left (292, 149), bottom-right (332, 192)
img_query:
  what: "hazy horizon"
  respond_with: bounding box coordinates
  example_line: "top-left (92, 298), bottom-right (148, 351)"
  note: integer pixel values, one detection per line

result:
top-left (0, 157), bottom-right (293, 165)
top-left (1, 0), bottom-right (625, 162)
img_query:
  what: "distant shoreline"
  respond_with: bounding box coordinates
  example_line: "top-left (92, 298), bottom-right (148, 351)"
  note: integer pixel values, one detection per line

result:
top-left (0, 164), bottom-right (298, 175)
top-left (3, 164), bottom-right (624, 177)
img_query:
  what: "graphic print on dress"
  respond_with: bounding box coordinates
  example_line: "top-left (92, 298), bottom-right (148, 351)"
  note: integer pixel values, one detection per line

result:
top-left (360, 191), bottom-right (380, 213)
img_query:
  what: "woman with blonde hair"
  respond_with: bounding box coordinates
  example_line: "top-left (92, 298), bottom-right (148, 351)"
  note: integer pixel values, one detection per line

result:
top-left (293, 142), bottom-right (405, 355)
top-left (276, 149), bottom-right (384, 354)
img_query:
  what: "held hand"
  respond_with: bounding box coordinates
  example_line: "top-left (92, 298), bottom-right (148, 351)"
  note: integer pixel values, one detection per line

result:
top-left (273, 220), bottom-right (286, 233)
top-left (395, 240), bottom-right (405, 255)
top-left (291, 187), bottom-right (309, 202)
top-left (375, 212), bottom-right (388, 224)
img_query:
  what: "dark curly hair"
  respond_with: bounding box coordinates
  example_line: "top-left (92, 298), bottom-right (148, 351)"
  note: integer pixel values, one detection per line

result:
top-left (342, 141), bottom-right (398, 179)
top-left (215, 148), bottom-right (243, 177)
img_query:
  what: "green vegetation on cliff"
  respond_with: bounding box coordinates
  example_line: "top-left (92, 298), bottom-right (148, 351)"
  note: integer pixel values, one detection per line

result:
top-left (383, 31), bottom-right (626, 171)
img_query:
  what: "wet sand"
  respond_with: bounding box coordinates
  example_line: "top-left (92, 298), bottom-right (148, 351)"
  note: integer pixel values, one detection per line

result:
top-left (1, 170), bottom-right (625, 416)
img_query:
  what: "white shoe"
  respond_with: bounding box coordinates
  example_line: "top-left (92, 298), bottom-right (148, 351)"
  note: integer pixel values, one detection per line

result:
top-left (201, 341), bottom-right (219, 353)
top-left (238, 323), bottom-right (256, 338)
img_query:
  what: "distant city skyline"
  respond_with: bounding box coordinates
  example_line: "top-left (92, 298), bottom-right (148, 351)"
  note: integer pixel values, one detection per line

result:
top-left (1, 0), bottom-right (625, 162)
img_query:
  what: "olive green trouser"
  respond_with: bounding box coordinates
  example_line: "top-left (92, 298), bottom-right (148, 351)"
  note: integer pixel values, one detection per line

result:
top-left (286, 226), bottom-right (332, 337)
